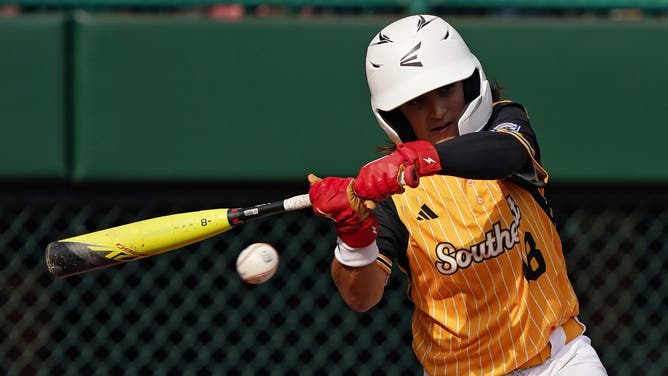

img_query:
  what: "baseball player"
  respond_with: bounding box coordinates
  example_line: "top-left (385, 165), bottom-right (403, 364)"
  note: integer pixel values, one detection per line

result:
top-left (308, 15), bottom-right (607, 375)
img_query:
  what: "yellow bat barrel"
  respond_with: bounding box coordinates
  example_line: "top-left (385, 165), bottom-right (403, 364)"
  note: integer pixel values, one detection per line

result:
top-left (46, 209), bottom-right (232, 278)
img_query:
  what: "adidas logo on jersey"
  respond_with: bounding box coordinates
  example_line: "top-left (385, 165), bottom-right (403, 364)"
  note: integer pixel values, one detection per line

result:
top-left (417, 204), bottom-right (438, 220)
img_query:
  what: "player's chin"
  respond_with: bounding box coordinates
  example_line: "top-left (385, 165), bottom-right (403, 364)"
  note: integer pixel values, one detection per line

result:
top-left (429, 126), bottom-right (457, 144)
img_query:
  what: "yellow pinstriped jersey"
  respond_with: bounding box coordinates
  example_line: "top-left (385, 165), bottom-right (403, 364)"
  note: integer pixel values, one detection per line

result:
top-left (374, 102), bottom-right (581, 375)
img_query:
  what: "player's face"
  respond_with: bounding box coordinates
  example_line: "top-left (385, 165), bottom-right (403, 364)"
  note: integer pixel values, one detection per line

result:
top-left (398, 81), bottom-right (466, 144)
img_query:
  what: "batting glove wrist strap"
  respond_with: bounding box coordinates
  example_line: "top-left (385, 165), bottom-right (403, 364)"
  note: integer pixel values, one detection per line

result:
top-left (334, 238), bottom-right (379, 267)
top-left (399, 140), bottom-right (442, 180)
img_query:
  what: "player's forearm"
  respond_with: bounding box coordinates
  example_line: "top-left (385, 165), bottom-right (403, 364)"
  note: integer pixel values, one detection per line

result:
top-left (436, 131), bottom-right (530, 179)
top-left (331, 258), bottom-right (387, 312)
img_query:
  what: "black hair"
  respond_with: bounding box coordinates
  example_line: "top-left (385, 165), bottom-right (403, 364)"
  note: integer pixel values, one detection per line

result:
top-left (491, 80), bottom-right (503, 102)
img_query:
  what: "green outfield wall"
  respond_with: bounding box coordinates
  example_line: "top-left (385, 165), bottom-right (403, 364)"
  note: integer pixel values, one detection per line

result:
top-left (2, 14), bottom-right (667, 183)
top-left (2, 13), bottom-right (668, 376)
top-left (0, 15), bottom-right (67, 179)
top-left (9, 0), bottom-right (668, 10)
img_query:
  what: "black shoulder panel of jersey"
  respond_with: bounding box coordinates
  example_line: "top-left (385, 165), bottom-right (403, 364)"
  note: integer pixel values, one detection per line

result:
top-left (483, 101), bottom-right (531, 132)
top-left (490, 101), bottom-right (555, 222)
top-left (486, 100), bottom-right (543, 170)
top-left (375, 197), bottom-right (411, 279)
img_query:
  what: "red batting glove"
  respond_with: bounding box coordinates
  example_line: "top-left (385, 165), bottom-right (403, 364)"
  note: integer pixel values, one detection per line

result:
top-left (353, 140), bottom-right (442, 202)
top-left (308, 174), bottom-right (377, 248)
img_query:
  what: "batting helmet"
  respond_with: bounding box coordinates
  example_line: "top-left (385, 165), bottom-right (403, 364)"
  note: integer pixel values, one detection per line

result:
top-left (365, 15), bottom-right (493, 144)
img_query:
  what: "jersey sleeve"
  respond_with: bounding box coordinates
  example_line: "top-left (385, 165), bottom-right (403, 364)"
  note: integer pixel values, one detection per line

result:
top-left (434, 101), bottom-right (548, 186)
top-left (485, 101), bottom-right (548, 185)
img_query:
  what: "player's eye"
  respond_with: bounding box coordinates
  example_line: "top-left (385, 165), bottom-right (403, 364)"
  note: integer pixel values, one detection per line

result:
top-left (437, 85), bottom-right (453, 96)
top-left (406, 96), bottom-right (423, 106)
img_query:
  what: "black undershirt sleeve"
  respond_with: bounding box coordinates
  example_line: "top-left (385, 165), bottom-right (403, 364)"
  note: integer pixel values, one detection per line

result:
top-left (434, 131), bottom-right (530, 180)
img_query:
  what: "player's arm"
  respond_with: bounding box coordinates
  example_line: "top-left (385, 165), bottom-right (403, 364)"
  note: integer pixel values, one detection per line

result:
top-left (434, 130), bottom-right (530, 179)
top-left (435, 102), bottom-right (545, 182)
top-left (330, 197), bottom-right (401, 312)
top-left (308, 174), bottom-right (388, 312)
top-left (331, 259), bottom-right (387, 312)
top-left (353, 102), bottom-right (542, 201)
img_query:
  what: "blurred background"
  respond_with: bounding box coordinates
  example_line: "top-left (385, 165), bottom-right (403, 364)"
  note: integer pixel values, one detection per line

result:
top-left (1, 1), bottom-right (667, 374)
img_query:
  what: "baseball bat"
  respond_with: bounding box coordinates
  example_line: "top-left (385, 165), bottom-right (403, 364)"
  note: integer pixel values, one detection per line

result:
top-left (45, 194), bottom-right (312, 278)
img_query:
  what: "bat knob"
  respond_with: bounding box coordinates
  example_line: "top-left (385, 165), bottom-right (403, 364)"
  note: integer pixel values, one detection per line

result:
top-left (45, 242), bottom-right (90, 278)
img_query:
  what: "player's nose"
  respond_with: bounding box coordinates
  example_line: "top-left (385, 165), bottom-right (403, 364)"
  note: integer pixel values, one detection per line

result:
top-left (428, 96), bottom-right (447, 119)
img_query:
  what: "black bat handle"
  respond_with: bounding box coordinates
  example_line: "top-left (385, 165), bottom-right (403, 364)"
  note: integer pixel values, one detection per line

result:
top-left (227, 194), bottom-right (311, 225)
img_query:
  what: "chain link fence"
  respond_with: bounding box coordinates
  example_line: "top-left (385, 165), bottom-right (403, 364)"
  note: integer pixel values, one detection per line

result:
top-left (1, 183), bottom-right (666, 375)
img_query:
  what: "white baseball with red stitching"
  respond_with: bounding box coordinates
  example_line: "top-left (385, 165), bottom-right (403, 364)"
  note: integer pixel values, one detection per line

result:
top-left (236, 243), bottom-right (279, 284)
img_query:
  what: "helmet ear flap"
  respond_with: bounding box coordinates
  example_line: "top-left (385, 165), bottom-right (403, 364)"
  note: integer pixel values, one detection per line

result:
top-left (463, 68), bottom-right (481, 103)
top-left (378, 109), bottom-right (417, 143)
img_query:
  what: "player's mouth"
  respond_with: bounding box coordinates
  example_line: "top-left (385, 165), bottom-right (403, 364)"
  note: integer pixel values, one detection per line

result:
top-left (430, 122), bottom-right (453, 134)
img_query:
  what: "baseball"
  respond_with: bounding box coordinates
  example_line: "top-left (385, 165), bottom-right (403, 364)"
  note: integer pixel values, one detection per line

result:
top-left (236, 242), bottom-right (279, 284)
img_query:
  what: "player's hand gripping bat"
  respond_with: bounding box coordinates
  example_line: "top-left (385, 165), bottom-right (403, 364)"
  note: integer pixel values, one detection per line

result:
top-left (45, 194), bottom-right (312, 278)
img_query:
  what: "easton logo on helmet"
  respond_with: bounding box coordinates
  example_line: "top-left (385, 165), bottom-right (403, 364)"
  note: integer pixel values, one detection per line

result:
top-left (400, 42), bottom-right (423, 67)
top-left (371, 32), bottom-right (393, 46)
top-left (416, 15), bottom-right (438, 31)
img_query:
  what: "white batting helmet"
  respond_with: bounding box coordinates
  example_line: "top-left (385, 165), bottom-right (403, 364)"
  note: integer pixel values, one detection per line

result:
top-left (365, 15), bottom-right (493, 144)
